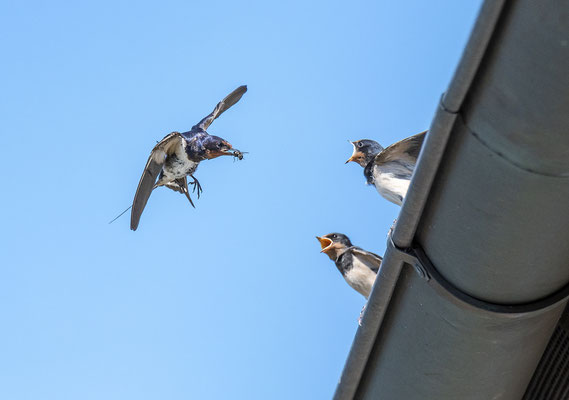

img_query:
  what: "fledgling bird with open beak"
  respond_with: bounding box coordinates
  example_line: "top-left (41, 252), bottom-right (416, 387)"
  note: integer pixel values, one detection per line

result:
top-left (346, 131), bottom-right (427, 206)
top-left (316, 233), bottom-right (382, 299)
top-left (130, 85), bottom-right (247, 231)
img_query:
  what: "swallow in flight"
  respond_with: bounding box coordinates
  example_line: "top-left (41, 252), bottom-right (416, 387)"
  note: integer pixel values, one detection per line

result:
top-left (130, 85), bottom-right (247, 230)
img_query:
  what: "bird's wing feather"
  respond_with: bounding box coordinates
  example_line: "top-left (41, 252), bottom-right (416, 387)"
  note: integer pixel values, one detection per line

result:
top-left (194, 85), bottom-right (247, 131)
top-left (130, 132), bottom-right (183, 231)
top-left (374, 130), bottom-right (427, 166)
top-left (351, 247), bottom-right (383, 273)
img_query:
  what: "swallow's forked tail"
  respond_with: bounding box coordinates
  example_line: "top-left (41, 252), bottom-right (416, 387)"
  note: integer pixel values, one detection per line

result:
top-left (108, 205), bottom-right (132, 225)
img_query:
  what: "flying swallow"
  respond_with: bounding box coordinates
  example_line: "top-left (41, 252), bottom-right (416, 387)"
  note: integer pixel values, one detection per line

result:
top-left (130, 85), bottom-right (247, 231)
top-left (346, 131), bottom-right (427, 205)
top-left (316, 233), bottom-right (382, 298)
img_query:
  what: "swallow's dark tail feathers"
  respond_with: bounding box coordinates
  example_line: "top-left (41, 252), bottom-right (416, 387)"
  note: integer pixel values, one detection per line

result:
top-left (130, 159), bottom-right (162, 231)
top-left (108, 205), bottom-right (132, 225)
top-left (163, 177), bottom-right (196, 208)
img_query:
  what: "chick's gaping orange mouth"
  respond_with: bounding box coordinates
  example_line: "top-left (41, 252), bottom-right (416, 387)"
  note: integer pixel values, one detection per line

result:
top-left (316, 236), bottom-right (333, 253)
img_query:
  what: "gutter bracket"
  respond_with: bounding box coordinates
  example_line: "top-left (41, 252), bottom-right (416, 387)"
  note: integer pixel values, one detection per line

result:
top-left (386, 234), bottom-right (430, 281)
top-left (387, 233), bottom-right (569, 317)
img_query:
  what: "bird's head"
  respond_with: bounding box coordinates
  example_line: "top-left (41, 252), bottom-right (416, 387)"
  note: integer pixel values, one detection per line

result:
top-left (203, 135), bottom-right (241, 160)
top-left (316, 233), bottom-right (352, 261)
top-left (346, 139), bottom-right (383, 167)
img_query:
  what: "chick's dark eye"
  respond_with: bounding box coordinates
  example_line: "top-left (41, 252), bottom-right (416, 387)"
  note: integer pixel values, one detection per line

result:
top-left (217, 142), bottom-right (223, 149)
top-left (358, 142), bottom-right (363, 148)
top-left (332, 234), bottom-right (337, 239)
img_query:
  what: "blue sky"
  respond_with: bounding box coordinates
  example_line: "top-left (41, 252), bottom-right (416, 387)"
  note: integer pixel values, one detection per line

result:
top-left (0, 1), bottom-right (481, 398)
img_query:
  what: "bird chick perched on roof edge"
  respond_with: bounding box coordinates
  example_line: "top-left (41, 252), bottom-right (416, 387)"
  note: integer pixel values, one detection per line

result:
top-left (130, 85), bottom-right (247, 231)
top-left (316, 233), bottom-right (382, 299)
top-left (346, 131), bottom-right (427, 206)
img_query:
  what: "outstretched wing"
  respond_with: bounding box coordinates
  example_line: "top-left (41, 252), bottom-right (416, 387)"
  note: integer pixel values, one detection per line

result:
top-left (374, 130), bottom-right (427, 166)
top-left (351, 247), bottom-right (383, 273)
top-left (194, 85), bottom-right (247, 131)
top-left (130, 132), bottom-right (183, 231)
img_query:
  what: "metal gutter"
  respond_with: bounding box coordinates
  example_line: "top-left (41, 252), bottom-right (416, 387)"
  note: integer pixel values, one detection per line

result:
top-left (393, 0), bottom-right (506, 249)
top-left (333, 2), bottom-right (505, 398)
top-left (333, 0), bottom-right (569, 398)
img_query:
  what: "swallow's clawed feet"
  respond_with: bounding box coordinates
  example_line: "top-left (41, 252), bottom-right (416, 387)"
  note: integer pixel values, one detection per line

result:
top-left (387, 219), bottom-right (397, 238)
top-left (189, 175), bottom-right (203, 199)
top-left (358, 304), bottom-right (367, 326)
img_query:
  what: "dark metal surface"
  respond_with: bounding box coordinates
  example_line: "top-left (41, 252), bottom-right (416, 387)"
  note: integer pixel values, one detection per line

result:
top-left (463, 0), bottom-right (569, 176)
top-left (392, 0), bottom-right (506, 247)
top-left (409, 245), bottom-right (569, 316)
top-left (334, 1), bottom-right (505, 398)
top-left (417, 118), bottom-right (569, 304)
top-left (442, 0), bottom-right (506, 113)
top-left (333, 0), bottom-right (569, 398)
top-left (419, 0), bottom-right (569, 304)
top-left (333, 244), bottom-right (407, 400)
top-left (357, 266), bottom-right (565, 400)
top-left (524, 305), bottom-right (569, 400)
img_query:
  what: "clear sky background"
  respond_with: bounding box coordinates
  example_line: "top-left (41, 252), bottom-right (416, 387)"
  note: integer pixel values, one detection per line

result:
top-left (1, 1), bottom-right (482, 399)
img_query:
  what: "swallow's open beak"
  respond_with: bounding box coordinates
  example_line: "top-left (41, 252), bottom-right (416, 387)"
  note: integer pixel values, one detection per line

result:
top-left (316, 236), bottom-right (333, 253)
top-left (225, 148), bottom-right (241, 156)
top-left (207, 143), bottom-right (240, 159)
top-left (346, 142), bottom-right (364, 164)
top-left (220, 143), bottom-right (235, 156)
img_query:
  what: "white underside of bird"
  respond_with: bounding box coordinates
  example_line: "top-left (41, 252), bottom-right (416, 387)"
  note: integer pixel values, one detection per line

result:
top-left (158, 141), bottom-right (198, 186)
top-left (373, 171), bottom-right (410, 206)
top-left (344, 257), bottom-right (377, 299)
top-left (372, 162), bottom-right (414, 206)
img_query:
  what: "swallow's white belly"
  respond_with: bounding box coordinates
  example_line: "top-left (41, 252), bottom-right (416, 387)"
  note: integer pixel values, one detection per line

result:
top-left (163, 156), bottom-right (198, 180)
top-left (372, 164), bottom-right (413, 206)
top-left (162, 143), bottom-right (198, 182)
top-left (344, 258), bottom-right (377, 299)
